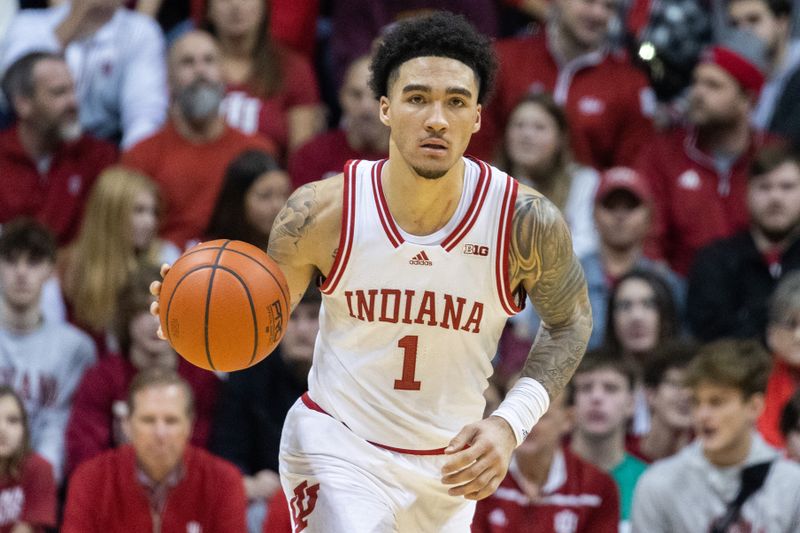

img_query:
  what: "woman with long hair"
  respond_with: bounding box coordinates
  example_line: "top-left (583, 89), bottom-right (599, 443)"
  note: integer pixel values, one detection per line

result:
top-left (204, 0), bottom-right (325, 160)
top-left (205, 149), bottom-right (291, 249)
top-left (498, 93), bottom-right (598, 258)
top-left (0, 385), bottom-right (57, 531)
top-left (604, 268), bottom-right (681, 435)
top-left (60, 166), bottom-right (179, 355)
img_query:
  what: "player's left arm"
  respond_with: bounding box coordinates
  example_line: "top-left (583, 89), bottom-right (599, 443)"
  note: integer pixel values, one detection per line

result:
top-left (511, 189), bottom-right (592, 399)
top-left (442, 188), bottom-right (591, 500)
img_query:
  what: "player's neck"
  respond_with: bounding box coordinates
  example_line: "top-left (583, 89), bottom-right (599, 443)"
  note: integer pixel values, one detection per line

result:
top-left (0, 300), bottom-right (43, 334)
top-left (571, 429), bottom-right (625, 472)
top-left (381, 156), bottom-right (465, 236)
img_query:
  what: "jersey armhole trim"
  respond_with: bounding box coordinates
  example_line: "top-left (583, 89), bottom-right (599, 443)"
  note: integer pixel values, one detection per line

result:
top-left (371, 159), bottom-right (403, 248)
top-left (496, 176), bottom-right (522, 315)
top-left (442, 157), bottom-right (491, 251)
top-left (320, 159), bottom-right (357, 294)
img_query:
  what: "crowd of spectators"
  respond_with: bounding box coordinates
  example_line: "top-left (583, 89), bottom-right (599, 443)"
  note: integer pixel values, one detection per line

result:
top-left (1, 0), bottom-right (800, 532)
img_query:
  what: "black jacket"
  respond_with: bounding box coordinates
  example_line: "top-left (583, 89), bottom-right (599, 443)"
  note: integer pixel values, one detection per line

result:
top-left (687, 231), bottom-right (800, 342)
top-left (209, 348), bottom-right (306, 475)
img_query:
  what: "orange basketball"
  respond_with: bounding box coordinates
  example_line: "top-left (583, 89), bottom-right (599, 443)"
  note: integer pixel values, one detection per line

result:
top-left (158, 240), bottom-right (290, 372)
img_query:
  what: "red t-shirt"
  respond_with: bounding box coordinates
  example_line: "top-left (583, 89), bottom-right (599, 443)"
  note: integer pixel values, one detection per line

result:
top-left (122, 121), bottom-right (276, 249)
top-left (0, 126), bottom-right (118, 245)
top-left (0, 453), bottom-right (56, 532)
top-left (470, 29), bottom-right (654, 170)
top-left (221, 47), bottom-right (321, 160)
top-left (288, 129), bottom-right (388, 189)
top-left (472, 447), bottom-right (620, 533)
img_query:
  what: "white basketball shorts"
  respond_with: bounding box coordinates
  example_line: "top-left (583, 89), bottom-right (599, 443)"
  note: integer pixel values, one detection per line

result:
top-left (278, 395), bottom-right (476, 532)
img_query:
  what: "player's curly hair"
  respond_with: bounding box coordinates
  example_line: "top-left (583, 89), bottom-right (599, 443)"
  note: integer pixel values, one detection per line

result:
top-left (369, 11), bottom-right (497, 104)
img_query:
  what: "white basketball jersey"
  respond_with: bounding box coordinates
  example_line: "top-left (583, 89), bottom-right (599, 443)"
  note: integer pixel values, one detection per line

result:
top-left (308, 157), bottom-right (521, 451)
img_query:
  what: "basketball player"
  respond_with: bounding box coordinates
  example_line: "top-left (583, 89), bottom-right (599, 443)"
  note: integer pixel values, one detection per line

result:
top-left (153, 11), bottom-right (591, 532)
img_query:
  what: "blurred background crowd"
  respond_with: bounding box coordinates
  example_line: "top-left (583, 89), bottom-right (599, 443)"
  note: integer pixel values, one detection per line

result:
top-left (1, 0), bottom-right (800, 532)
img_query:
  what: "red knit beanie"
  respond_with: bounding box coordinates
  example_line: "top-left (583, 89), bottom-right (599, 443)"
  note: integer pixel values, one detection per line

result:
top-left (701, 45), bottom-right (766, 96)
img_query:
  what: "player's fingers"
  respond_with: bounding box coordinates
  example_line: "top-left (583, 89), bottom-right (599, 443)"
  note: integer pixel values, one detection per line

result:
top-left (156, 325), bottom-right (166, 340)
top-left (446, 463), bottom-right (496, 497)
top-left (150, 280), bottom-right (162, 297)
top-left (160, 263), bottom-right (171, 278)
top-left (445, 425), bottom-right (477, 455)
top-left (150, 300), bottom-right (161, 318)
top-left (463, 473), bottom-right (503, 501)
top-left (441, 442), bottom-right (482, 476)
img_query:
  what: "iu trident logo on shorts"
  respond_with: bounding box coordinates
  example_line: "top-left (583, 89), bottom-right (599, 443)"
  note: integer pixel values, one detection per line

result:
top-left (290, 480), bottom-right (320, 532)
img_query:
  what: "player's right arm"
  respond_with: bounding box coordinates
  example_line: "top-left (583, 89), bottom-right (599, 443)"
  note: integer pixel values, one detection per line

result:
top-left (267, 175), bottom-right (343, 311)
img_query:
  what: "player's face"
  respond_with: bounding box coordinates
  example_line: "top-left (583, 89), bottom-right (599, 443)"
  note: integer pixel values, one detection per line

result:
top-left (281, 301), bottom-right (319, 366)
top-left (0, 253), bottom-right (53, 312)
top-left (245, 170), bottom-right (291, 237)
top-left (127, 384), bottom-right (193, 479)
top-left (130, 190), bottom-right (158, 252)
top-left (557, 0), bottom-right (616, 51)
top-left (594, 191), bottom-right (650, 249)
top-left (729, 0), bottom-right (786, 55)
top-left (573, 369), bottom-right (634, 438)
top-left (505, 101), bottom-right (561, 172)
top-left (748, 161), bottom-right (800, 241)
top-left (648, 368), bottom-right (693, 430)
top-left (340, 58), bottom-right (387, 148)
top-left (207, 0), bottom-right (264, 39)
top-left (0, 395), bottom-right (25, 460)
top-left (22, 59), bottom-right (81, 143)
top-left (128, 311), bottom-right (177, 370)
top-left (380, 57), bottom-right (481, 180)
top-left (612, 278), bottom-right (660, 357)
top-left (691, 382), bottom-right (762, 466)
top-left (767, 310), bottom-right (800, 367)
top-left (688, 64), bottom-right (750, 128)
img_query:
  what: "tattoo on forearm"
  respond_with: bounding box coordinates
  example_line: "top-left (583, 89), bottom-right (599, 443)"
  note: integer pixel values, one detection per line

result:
top-left (268, 184), bottom-right (318, 264)
top-left (510, 192), bottom-right (592, 399)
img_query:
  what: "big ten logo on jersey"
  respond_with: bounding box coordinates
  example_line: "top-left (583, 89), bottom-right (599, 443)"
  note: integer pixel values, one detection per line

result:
top-left (185, 521), bottom-right (201, 533)
top-left (266, 300), bottom-right (284, 343)
top-left (554, 509), bottom-right (578, 533)
top-left (463, 243), bottom-right (489, 256)
top-left (291, 480), bottom-right (320, 533)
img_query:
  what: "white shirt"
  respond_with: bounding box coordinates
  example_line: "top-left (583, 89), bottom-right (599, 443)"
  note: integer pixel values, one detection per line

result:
top-left (0, 3), bottom-right (168, 148)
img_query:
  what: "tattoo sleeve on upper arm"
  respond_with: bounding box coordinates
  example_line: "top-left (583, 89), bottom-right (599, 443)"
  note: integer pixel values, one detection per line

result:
top-left (510, 192), bottom-right (592, 399)
top-left (267, 184), bottom-right (319, 306)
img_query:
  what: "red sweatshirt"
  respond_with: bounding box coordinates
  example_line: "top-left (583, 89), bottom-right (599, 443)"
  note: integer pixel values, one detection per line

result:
top-left (63, 445), bottom-right (246, 533)
top-left (471, 28), bottom-right (654, 169)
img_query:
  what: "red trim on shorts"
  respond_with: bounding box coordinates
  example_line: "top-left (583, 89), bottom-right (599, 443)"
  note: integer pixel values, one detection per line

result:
top-left (496, 176), bottom-right (522, 315)
top-left (320, 160), bottom-right (357, 294)
top-left (371, 160), bottom-right (403, 248)
top-left (300, 393), bottom-right (447, 456)
top-left (442, 157), bottom-right (491, 252)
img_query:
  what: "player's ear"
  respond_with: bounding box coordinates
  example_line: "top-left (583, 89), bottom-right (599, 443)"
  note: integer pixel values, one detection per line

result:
top-left (473, 103), bottom-right (482, 134)
top-left (379, 96), bottom-right (391, 127)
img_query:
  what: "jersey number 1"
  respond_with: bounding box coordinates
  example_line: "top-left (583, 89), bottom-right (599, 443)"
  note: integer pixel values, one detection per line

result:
top-left (394, 335), bottom-right (421, 390)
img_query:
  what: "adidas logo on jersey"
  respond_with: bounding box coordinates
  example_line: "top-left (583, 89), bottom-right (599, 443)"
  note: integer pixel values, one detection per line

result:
top-left (409, 251), bottom-right (432, 266)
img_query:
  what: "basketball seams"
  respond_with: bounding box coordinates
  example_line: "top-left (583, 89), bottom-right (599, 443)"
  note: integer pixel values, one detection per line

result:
top-left (203, 240), bottom-right (232, 371)
top-left (214, 261), bottom-right (260, 367)
top-left (173, 241), bottom-right (289, 317)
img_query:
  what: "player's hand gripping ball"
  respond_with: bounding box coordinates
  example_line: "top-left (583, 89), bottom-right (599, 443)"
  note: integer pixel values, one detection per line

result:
top-left (158, 240), bottom-right (290, 372)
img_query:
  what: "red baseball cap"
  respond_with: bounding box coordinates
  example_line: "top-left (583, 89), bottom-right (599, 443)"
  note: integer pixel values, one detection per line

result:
top-left (595, 167), bottom-right (652, 205)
